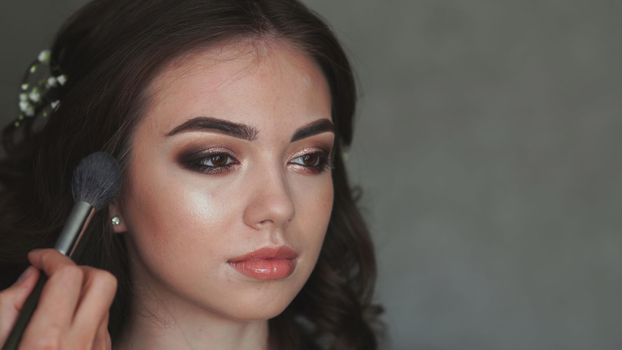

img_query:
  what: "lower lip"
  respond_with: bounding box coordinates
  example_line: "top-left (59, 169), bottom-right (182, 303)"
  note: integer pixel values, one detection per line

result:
top-left (229, 259), bottom-right (296, 280)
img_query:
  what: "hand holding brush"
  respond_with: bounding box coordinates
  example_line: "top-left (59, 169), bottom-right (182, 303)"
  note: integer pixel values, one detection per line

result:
top-left (0, 152), bottom-right (121, 350)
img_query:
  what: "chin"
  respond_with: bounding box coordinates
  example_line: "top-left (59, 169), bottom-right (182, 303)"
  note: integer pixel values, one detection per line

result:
top-left (218, 277), bottom-right (309, 322)
top-left (220, 290), bottom-right (296, 321)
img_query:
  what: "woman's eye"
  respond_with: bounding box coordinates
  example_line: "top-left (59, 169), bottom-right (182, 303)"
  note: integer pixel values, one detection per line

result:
top-left (179, 149), bottom-right (332, 175)
top-left (289, 151), bottom-right (332, 173)
top-left (179, 151), bottom-right (238, 174)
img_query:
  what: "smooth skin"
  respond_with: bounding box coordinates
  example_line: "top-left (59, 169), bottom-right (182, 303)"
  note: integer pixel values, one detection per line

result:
top-left (0, 37), bottom-right (333, 350)
top-left (112, 39), bottom-right (333, 350)
top-left (0, 249), bottom-right (116, 349)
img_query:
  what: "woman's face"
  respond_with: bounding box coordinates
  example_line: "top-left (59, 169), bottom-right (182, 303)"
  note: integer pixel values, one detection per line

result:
top-left (115, 39), bottom-right (334, 321)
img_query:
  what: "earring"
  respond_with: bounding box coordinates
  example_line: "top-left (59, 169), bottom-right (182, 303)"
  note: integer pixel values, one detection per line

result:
top-left (111, 216), bottom-right (121, 226)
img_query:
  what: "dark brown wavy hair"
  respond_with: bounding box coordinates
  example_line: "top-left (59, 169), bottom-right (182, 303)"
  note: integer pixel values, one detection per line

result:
top-left (0, 0), bottom-right (383, 348)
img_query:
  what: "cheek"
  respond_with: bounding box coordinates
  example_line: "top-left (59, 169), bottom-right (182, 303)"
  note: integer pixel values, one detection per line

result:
top-left (119, 158), bottom-right (238, 271)
top-left (290, 174), bottom-right (334, 257)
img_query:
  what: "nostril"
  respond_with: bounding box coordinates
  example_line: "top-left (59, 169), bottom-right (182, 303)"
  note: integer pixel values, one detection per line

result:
top-left (259, 218), bottom-right (274, 225)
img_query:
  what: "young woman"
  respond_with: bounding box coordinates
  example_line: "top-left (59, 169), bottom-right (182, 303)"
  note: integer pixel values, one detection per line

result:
top-left (0, 0), bottom-right (382, 349)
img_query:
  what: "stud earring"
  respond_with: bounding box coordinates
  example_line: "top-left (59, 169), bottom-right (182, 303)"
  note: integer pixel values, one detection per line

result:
top-left (111, 216), bottom-right (121, 226)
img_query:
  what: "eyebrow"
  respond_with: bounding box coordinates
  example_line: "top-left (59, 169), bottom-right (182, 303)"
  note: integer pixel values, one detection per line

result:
top-left (290, 119), bottom-right (334, 142)
top-left (166, 116), bottom-right (258, 140)
top-left (165, 116), bottom-right (334, 142)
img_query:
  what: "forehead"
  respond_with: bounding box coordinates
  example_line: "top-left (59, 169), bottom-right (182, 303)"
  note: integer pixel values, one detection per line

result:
top-left (140, 38), bottom-right (332, 137)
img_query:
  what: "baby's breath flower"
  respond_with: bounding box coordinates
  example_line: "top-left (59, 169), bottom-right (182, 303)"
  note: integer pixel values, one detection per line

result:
top-left (56, 75), bottom-right (67, 86)
top-left (13, 49), bottom-right (68, 128)
top-left (46, 77), bottom-right (58, 88)
top-left (19, 100), bottom-right (30, 112)
top-left (38, 50), bottom-right (51, 63)
top-left (28, 88), bottom-right (41, 103)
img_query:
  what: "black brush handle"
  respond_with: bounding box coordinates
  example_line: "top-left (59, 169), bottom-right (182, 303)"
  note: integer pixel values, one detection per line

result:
top-left (2, 274), bottom-right (47, 350)
top-left (2, 203), bottom-right (94, 349)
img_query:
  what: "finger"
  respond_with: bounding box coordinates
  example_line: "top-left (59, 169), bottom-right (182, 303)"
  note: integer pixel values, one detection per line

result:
top-left (0, 267), bottom-right (40, 343)
top-left (27, 249), bottom-right (83, 325)
top-left (27, 248), bottom-right (75, 275)
top-left (92, 312), bottom-right (111, 350)
top-left (71, 267), bottom-right (117, 343)
top-left (20, 251), bottom-right (84, 347)
top-left (1, 267), bottom-right (40, 310)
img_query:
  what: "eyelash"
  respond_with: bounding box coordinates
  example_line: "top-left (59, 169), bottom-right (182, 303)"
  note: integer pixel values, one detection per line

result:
top-left (179, 149), bottom-right (333, 175)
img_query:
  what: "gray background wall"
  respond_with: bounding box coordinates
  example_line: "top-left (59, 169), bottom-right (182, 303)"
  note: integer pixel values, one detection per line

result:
top-left (1, 1), bottom-right (621, 349)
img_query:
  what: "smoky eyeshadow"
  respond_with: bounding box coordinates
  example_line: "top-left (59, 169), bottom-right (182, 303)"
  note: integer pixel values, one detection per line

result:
top-left (176, 148), bottom-right (236, 172)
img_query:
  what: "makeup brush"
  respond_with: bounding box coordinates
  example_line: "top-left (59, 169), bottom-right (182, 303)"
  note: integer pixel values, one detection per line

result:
top-left (2, 151), bottom-right (121, 350)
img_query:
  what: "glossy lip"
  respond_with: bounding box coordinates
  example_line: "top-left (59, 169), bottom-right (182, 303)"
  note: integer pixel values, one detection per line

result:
top-left (228, 246), bottom-right (298, 281)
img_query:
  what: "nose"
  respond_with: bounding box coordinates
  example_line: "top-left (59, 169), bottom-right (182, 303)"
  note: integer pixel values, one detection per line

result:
top-left (243, 166), bottom-right (295, 231)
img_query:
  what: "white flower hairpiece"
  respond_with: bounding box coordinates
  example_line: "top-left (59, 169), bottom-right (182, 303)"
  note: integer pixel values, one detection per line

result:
top-left (13, 49), bottom-right (67, 128)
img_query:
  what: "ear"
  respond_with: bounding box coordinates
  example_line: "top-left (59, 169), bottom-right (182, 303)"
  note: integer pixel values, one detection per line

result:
top-left (108, 201), bottom-right (128, 233)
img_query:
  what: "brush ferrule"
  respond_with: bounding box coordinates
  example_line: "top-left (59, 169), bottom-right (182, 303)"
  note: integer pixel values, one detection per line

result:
top-left (54, 201), bottom-right (95, 256)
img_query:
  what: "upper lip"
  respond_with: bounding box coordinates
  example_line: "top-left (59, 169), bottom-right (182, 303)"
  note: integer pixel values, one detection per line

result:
top-left (228, 246), bottom-right (298, 262)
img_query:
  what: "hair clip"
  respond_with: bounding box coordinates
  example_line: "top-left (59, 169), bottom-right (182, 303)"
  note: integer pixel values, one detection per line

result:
top-left (13, 49), bottom-right (67, 128)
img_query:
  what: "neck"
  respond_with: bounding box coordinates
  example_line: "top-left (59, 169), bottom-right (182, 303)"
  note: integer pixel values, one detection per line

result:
top-left (114, 285), bottom-right (269, 350)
